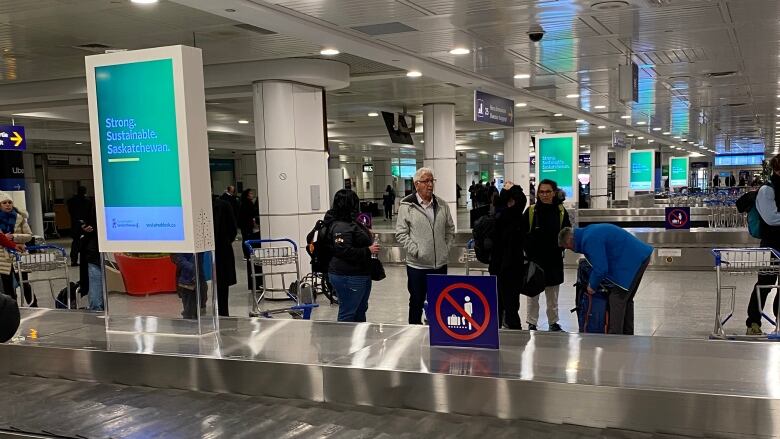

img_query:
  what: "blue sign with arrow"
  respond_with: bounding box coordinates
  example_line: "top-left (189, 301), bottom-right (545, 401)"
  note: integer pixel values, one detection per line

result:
top-left (0, 126), bottom-right (26, 151)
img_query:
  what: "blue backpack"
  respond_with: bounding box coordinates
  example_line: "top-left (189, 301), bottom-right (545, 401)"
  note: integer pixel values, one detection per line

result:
top-left (573, 259), bottom-right (610, 333)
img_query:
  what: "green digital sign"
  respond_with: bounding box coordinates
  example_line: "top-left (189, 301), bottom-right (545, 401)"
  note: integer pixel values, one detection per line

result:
top-left (95, 58), bottom-right (184, 241)
top-left (536, 135), bottom-right (576, 202)
top-left (669, 156), bottom-right (689, 188)
top-left (630, 150), bottom-right (655, 191)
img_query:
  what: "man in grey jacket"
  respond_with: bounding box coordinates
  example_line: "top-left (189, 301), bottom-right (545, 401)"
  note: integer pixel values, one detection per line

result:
top-left (396, 167), bottom-right (456, 324)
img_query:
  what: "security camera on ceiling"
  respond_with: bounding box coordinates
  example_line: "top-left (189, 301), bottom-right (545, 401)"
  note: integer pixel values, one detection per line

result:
top-left (527, 24), bottom-right (545, 42)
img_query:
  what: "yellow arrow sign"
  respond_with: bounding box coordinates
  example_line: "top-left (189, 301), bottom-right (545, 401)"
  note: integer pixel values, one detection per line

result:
top-left (10, 132), bottom-right (22, 147)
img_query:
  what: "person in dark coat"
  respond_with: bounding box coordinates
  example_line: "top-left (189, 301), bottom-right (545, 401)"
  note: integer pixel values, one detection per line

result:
top-left (213, 196), bottom-right (237, 317)
top-left (382, 185), bottom-right (395, 221)
top-left (488, 182), bottom-right (527, 329)
top-left (522, 179), bottom-right (571, 332)
top-left (66, 186), bottom-right (91, 266)
top-left (219, 185), bottom-right (240, 227)
top-left (238, 188), bottom-right (262, 291)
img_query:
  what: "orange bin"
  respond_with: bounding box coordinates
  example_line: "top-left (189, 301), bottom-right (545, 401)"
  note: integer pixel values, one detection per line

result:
top-left (114, 253), bottom-right (177, 296)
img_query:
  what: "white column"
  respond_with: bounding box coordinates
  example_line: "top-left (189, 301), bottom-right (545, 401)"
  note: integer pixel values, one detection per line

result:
top-left (327, 151), bottom-right (342, 207)
top-left (456, 161), bottom-right (468, 208)
top-left (590, 143), bottom-right (608, 208)
top-left (614, 147), bottom-right (629, 201)
top-left (504, 129), bottom-right (531, 191)
top-left (423, 103), bottom-right (457, 230)
top-left (254, 81), bottom-right (329, 290)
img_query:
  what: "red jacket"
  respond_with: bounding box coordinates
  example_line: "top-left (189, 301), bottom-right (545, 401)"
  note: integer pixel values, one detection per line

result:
top-left (0, 233), bottom-right (18, 250)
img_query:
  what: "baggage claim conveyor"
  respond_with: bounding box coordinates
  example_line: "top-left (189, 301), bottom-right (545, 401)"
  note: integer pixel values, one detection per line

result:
top-left (1, 309), bottom-right (779, 438)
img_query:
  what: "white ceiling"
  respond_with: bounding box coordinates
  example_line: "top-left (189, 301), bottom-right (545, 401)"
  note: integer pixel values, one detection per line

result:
top-left (1, 0), bottom-right (774, 160)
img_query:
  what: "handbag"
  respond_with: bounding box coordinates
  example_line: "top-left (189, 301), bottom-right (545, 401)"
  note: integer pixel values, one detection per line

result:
top-left (519, 251), bottom-right (546, 297)
top-left (370, 257), bottom-right (386, 281)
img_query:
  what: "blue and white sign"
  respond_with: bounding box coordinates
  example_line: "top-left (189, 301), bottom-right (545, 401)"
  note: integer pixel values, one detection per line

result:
top-left (474, 91), bottom-right (514, 127)
top-left (0, 126), bottom-right (26, 151)
top-left (427, 275), bottom-right (499, 349)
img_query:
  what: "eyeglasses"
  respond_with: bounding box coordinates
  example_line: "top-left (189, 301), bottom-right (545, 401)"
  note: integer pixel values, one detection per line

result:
top-left (417, 179), bottom-right (436, 185)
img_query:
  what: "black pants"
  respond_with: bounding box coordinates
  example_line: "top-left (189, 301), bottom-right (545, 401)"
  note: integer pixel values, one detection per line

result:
top-left (216, 281), bottom-right (230, 317)
top-left (70, 231), bottom-right (80, 264)
top-left (746, 272), bottom-right (780, 328)
top-left (607, 256), bottom-right (650, 335)
top-left (497, 277), bottom-right (522, 329)
top-left (384, 204), bottom-right (393, 220)
top-left (1, 271), bottom-right (36, 307)
top-left (406, 265), bottom-right (447, 324)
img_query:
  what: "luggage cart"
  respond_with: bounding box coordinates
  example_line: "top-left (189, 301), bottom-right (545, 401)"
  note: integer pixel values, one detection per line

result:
top-left (711, 248), bottom-right (780, 339)
top-left (462, 239), bottom-right (489, 276)
top-left (11, 245), bottom-right (70, 308)
top-left (244, 238), bottom-right (317, 320)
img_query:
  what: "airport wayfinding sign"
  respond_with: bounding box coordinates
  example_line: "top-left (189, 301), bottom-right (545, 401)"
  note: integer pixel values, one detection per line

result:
top-left (535, 133), bottom-right (578, 205)
top-left (427, 275), bottom-right (499, 349)
top-left (629, 150), bottom-right (655, 191)
top-left (0, 126), bottom-right (26, 151)
top-left (474, 91), bottom-right (514, 127)
top-left (85, 45), bottom-right (214, 253)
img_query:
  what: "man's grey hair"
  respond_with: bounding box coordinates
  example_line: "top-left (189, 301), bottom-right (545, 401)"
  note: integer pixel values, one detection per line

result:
top-left (558, 227), bottom-right (574, 247)
top-left (413, 167), bottom-right (434, 183)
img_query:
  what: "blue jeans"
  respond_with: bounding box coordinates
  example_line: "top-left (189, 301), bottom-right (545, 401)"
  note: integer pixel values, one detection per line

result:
top-left (328, 273), bottom-right (371, 322)
top-left (87, 263), bottom-right (104, 311)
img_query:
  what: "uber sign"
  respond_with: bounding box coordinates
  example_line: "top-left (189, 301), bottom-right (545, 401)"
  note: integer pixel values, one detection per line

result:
top-left (0, 151), bottom-right (25, 191)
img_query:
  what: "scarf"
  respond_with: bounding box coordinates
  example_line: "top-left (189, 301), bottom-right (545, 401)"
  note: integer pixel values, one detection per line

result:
top-left (0, 209), bottom-right (17, 234)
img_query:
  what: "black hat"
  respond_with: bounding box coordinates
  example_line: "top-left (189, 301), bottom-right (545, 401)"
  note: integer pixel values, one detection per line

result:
top-left (0, 293), bottom-right (20, 343)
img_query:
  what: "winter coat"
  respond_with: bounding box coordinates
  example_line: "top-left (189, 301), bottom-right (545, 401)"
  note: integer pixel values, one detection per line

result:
top-left (0, 209), bottom-right (32, 275)
top-left (573, 224), bottom-right (654, 291)
top-left (522, 201), bottom-right (571, 286)
top-left (395, 194), bottom-right (455, 269)
top-left (213, 197), bottom-right (237, 287)
top-left (327, 213), bottom-right (373, 277)
top-left (488, 204), bottom-right (526, 287)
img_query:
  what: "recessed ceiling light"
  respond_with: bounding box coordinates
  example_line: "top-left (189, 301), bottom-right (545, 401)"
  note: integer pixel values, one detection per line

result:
top-left (652, 127), bottom-right (661, 131)
top-left (367, 112), bottom-right (379, 117)
top-left (575, 119), bottom-right (586, 123)
top-left (627, 133), bottom-right (634, 137)
top-left (489, 131), bottom-right (500, 136)
top-left (594, 105), bottom-right (606, 109)
top-left (637, 136), bottom-right (645, 140)
top-left (320, 48), bottom-right (340, 56)
top-left (566, 93), bottom-right (580, 98)
top-left (515, 102), bottom-right (527, 107)
top-left (621, 115), bottom-right (631, 119)
top-left (663, 131), bottom-right (671, 135)
top-left (406, 71), bottom-right (422, 77)
top-left (688, 141), bottom-right (695, 144)
top-left (636, 121), bottom-right (647, 125)
top-left (131, 0), bottom-right (158, 3)
top-left (597, 125), bottom-right (606, 129)
top-left (75, 142), bottom-right (83, 145)
top-left (681, 138), bottom-right (687, 141)
top-left (648, 139), bottom-right (655, 142)
top-left (513, 73), bottom-right (531, 79)
top-left (449, 47), bottom-right (470, 55)
top-left (674, 136), bottom-right (682, 139)
top-left (209, 148), bottom-right (215, 151)
top-left (238, 119), bottom-right (250, 124)
top-left (553, 113), bottom-right (563, 117)
top-left (615, 130), bottom-right (620, 133)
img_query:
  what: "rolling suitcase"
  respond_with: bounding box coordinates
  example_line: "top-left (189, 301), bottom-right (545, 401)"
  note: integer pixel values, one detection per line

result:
top-left (572, 259), bottom-right (610, 333)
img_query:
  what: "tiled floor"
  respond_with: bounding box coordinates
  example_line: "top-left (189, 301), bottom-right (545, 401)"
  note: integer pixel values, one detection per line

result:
top-left (25, 238), bottom-right (767, 339)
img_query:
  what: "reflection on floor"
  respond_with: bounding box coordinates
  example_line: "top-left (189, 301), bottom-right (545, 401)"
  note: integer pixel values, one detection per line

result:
top-left (25, 236), bottom-right (765, 339)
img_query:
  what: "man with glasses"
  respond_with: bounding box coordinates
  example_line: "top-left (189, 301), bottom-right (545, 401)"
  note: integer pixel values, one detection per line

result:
top-left (396, 167), bottom-right (456, 324)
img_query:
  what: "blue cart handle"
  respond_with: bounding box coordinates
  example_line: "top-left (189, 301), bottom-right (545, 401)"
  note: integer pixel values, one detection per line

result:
top-left (244, 238), bottom-right (298, 254)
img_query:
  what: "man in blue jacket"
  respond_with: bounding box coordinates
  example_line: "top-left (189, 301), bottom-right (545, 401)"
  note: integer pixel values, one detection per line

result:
top-left (559, 225), bottom-right (654, 335)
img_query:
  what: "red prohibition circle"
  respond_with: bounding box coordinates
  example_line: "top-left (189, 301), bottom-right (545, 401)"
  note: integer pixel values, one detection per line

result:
top-left (667, 208), bottom-right (688, 228)
top-left (435, 282), bottom-right (491, 341)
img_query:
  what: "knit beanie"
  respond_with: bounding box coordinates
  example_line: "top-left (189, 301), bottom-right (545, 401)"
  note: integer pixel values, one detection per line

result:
top-left (0, 192), bottom-right (12, 204)
top-left (0, 293), bottom-right (20, 343)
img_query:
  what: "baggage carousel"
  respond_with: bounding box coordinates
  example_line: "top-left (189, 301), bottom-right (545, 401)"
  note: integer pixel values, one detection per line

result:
top-left (1, 309), bottom-right (779, 438)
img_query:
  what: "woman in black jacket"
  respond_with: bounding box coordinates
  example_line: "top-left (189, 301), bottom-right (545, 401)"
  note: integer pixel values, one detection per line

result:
top-left (522, 179), bottom-right (572, 331)
top-left (488, 183), bottom-right (527, 329)
top-left (327, 189), bottom-right (380, 322)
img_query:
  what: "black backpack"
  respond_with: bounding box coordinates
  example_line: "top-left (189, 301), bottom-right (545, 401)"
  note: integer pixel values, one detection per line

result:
top-left (306, 219), bottom-right (333, 273)
top-left (472, 213), bottom-right (496, 264)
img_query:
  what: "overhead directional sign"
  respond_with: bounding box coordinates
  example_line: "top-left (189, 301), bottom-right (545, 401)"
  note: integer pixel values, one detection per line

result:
top-left (427, 275), bottom-right (499, 349)
top-left (0, 126), bottom-right (26, 151)
top-left (474, 91), bottom-right (514, 127)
